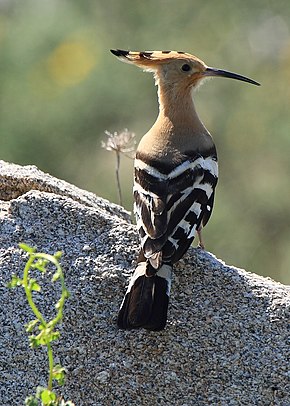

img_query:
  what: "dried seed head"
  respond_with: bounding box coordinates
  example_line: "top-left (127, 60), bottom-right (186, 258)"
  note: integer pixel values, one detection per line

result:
top-left (101, 129), bottom-right (136, 158)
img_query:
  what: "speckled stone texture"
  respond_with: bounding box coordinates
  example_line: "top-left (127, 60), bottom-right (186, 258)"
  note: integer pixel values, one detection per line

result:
top-left (0, 160), bottom-right (290, 406)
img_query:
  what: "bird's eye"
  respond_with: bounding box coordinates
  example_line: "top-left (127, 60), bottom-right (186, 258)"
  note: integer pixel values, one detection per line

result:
top-left (181, 63), bottom-right (191, 72)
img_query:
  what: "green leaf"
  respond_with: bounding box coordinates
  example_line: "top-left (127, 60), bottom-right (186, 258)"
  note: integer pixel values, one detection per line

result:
top-left (32, 258), bottom-right (49, 273)
top-left (53, 364), bottom-right (66, 385)
top-left (46, 331), bottom-right (60, 344)
top-left (28, 278), bottom-right (41, 292)
top-left (32, 329), bottom-right (60, 346)
top-left (35, 385), bottom-right (46, 397)
top-left (7, 274), bottom-right (23, 288)
top-left (40, 388), bottom-right (57, 403)
top-left (24, 394), bottom-right (39, 406)
top-left (51, 270), bottom-right (61, 282)
top-left (19, 243), bottom-right (36, 253)
top-left (54, 251), bottom-right (63, 260)
top-left (25, 319), bottom-right (40, 333)
top-left (29, 335), bottom-right (42, 348)
top-left (62, 288), bottom-right (70, 300)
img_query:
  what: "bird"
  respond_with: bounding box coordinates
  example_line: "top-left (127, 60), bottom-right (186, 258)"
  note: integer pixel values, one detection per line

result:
top-left (110, 49), bottom-right (260, 331)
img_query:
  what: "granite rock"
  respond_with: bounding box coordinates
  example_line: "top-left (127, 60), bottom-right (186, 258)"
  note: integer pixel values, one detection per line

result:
top-left (0, 160), bottom-right (289, 406)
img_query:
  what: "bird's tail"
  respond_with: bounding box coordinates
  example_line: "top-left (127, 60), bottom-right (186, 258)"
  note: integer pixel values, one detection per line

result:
top-left (117, 262), bottom-right (172, 331)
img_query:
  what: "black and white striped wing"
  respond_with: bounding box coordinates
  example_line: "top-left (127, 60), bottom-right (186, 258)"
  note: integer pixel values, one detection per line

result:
top-left (134, 154), bottom-right (218, 265)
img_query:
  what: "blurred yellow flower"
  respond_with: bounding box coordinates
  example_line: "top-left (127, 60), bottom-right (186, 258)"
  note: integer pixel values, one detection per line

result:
top-left (47, 40), bottom-right (96, 87)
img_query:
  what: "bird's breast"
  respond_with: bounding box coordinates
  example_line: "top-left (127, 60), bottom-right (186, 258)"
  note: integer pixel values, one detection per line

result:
top-left (136, 124), bottom-right (217, 173)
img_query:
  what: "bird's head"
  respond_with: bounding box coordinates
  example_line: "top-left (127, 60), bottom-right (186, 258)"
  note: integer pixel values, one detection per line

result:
top-left (110, 49), bottom-right (260, 90)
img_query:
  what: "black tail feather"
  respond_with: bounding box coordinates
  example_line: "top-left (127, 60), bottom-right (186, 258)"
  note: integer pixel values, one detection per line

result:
top-left (117, 262), bottom-right (172, 331)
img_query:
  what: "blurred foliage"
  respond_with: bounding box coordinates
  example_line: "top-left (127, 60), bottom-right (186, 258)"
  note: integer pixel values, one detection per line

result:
top-left (1, 0), bottom-right (290, 283)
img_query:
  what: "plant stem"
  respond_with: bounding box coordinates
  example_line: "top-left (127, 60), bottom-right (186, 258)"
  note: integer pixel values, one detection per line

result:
top-left (47, 343), bottom-right (54, 391)
top-left (23, 255), bottom-right (46, 325)
top-left (115, 150), bottom-right (123, 206)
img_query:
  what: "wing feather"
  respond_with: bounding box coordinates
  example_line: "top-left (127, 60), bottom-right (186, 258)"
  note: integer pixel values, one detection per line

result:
top-left (134, 154), bottom-right (218, 264)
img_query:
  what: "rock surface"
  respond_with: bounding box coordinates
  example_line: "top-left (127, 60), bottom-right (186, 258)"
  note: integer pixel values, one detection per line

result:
top-left (0, 160), bottom-right (290, 406)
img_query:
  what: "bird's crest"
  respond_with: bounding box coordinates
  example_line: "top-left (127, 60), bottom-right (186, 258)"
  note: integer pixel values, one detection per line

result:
top-left (111, 49), bottom-right (260, 87)
top-left (110, 49), bottom-right (204, 68)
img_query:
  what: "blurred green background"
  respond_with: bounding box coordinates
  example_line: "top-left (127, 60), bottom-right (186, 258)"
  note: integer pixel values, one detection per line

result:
top-left (1, 0), bottom-right (290, 283)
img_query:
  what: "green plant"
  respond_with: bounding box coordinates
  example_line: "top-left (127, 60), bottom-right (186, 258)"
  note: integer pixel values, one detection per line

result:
top-left (8, 243), bottom-right (74, 406)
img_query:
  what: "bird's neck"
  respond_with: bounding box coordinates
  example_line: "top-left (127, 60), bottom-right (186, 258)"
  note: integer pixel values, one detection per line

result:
top-left (156, 82), bottom-right (207, 134)
top-left (137, 79), bottom-right (214, 160)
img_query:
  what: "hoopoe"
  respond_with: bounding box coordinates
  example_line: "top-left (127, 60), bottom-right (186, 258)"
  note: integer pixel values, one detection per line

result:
top-left (111, 49), bottom-right (260, 330)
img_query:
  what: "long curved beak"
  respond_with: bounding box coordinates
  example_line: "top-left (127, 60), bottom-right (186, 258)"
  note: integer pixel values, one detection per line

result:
top-left (204, 67), bottom-right (260, 86)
